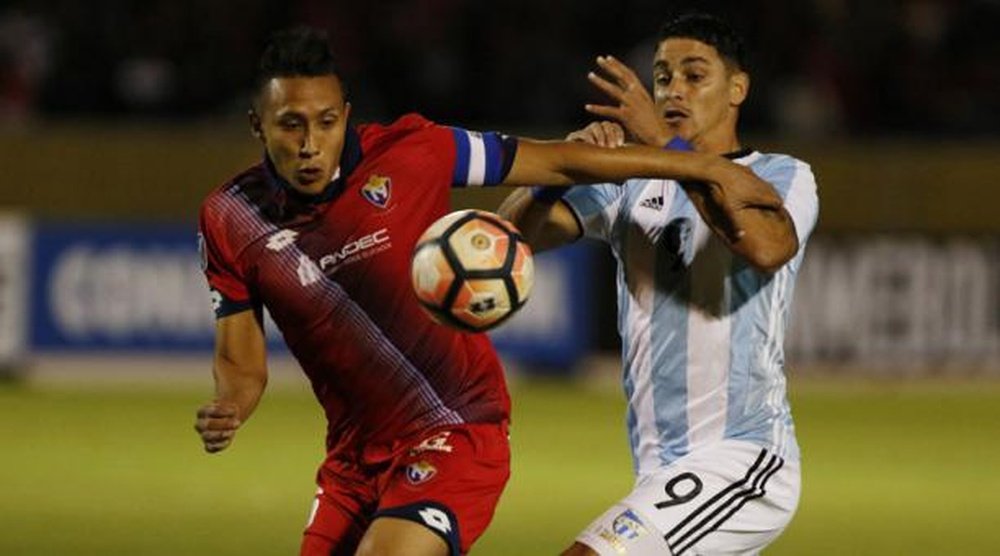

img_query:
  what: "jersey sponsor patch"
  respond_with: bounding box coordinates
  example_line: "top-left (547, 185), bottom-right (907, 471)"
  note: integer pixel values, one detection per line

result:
top-left (317, 228), bottom-right (392, 273)
top-left (361, 175), bottom-right (392, 208)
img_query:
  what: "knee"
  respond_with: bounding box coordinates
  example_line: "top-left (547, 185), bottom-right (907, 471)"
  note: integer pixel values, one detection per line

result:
top-left (561, 542), bottom-right (599, 556)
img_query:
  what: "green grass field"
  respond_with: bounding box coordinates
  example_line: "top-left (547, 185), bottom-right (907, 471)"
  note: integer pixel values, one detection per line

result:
top-left (2, 373), bottom-right (999, 555)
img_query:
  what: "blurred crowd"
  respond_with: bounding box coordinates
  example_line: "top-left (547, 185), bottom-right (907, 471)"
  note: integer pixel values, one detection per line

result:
top-left (1, 0), bottom-right (997, 136)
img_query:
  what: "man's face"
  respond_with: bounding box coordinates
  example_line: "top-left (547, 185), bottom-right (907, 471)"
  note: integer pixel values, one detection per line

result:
top-left (652, 38), bottom-right (747, 147)
top-left (252, 75), bottom-right (350, 195)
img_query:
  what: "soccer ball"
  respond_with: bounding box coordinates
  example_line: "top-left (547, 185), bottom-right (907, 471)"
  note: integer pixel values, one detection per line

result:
top-left (411, 209), bottom-right (534, 332)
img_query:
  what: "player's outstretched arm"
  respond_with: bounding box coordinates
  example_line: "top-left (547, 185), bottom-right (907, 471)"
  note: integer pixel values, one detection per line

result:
top-left (498, 122), bottom-right (625, 253)
top-left (194, 310), bottom-right (269, 453)
top-left (503, 138), bottom-right (796, 271)
top-left (583, 55), bottom-right (799, 272)
top-left (502, 138), bottom-right (717, 188)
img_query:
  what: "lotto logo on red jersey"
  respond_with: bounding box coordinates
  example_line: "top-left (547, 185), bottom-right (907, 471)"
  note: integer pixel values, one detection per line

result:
top-left (267, 229), bottom-right (299, 251)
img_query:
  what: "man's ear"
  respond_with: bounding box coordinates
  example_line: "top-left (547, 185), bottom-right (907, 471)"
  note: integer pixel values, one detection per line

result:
top-left (248, 109), bottom-right (263, 141)
top-left (729, 71), bottom-right (750, 107)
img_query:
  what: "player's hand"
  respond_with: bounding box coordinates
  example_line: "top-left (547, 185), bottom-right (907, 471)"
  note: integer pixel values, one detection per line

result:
top-left (566, 121), bottom-right (626, 148)
top-left (194, 401), bottom-right (242, 453)
top-left (585, 55), bottom-right (672, 148)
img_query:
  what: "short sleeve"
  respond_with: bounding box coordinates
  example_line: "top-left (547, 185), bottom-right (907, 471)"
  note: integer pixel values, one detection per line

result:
top-left (754, 155), bottom-right (819, 246)
top-left (448, 127), bottom-right (518, 188)
top-left (199, 205), bottom-right (254, 318)
top-left (561, 183), bottom-right (625, 242)
top-left (779, 161), bottom-right (819, 245)
top-left (785, 162), bottom-right (819, 244)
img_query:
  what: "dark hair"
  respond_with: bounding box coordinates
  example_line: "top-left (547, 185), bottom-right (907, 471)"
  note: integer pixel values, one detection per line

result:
top-left (256, 27), bottom-right (342, 90)
top-left (658, 13), bottom-right (747, 71)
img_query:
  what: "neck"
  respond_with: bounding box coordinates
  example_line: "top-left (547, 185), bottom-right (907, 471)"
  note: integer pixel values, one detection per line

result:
top-left (692, 130), bottom-right (741, 156)
top-left (691, 111), bottom-right (741, 155)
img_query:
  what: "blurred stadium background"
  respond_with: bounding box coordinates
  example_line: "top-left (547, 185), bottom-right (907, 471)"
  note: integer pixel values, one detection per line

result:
top-left (1, 1), bottom-right (998, 554)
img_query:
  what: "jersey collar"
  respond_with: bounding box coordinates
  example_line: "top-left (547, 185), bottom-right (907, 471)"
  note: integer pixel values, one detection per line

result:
top-left (723, 147), bottom-right (754, 160)
top-left (262, 125), bottom-right (363, 205)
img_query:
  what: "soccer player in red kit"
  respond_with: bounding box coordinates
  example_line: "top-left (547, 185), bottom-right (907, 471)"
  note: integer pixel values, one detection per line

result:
top-left (194, 27), bottom-right (782, 556)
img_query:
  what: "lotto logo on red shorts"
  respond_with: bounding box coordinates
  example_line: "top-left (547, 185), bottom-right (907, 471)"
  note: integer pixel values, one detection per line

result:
top-left (406, 461), bottom-right (437, 484)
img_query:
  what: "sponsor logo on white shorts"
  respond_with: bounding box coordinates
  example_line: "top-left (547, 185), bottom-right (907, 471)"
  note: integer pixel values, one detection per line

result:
top-left (612, 509), bottom-right (648, 540)
top-left (597, 509), bottom-right (649, 553)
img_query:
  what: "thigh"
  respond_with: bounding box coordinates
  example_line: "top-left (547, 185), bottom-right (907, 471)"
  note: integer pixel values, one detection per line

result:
top-left (375, 423), bottom-right (511, 555)
top-left (355, 516), bottom-right (450, 556)
top-left (301, 461), bottom-right (378, 556)
top-left (576, 440), bottom-right (800, 556)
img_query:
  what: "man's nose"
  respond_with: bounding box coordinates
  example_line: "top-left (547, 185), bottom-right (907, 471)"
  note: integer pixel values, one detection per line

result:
top-left (664, 78), bottom-right (684, 100)
top-left (299, 129), bottom-right (319, 158)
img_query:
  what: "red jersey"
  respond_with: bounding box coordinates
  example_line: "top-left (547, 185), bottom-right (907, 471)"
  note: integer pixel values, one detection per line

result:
top-left (198, 114), bottom-right (517, 463)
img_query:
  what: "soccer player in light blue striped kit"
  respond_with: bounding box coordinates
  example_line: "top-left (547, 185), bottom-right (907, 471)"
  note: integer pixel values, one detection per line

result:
top-left (500, 13), bottom-right (818, 556)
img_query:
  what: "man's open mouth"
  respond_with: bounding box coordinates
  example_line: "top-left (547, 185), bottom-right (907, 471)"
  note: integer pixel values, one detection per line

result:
top-left (663, 109), bottom-right (688, 123)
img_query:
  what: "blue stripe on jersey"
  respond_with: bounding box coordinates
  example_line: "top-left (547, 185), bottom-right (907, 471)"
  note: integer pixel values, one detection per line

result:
top-left (725, 266), bottom-right (762, 440)
top-left (652, 242), bottom-right (692, 465)
top-left (483, 132), bottom-right (503, 186)
top-left (614, 199), bottom-right (640, 473)
top-left (762, 155), bottom-right (798, 199)
top-left (451, 128), bottom-right (471, 186)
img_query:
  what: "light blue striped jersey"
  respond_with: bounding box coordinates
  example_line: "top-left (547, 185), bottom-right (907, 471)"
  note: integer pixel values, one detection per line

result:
top-left (563, 150), bottom-right (819, 476)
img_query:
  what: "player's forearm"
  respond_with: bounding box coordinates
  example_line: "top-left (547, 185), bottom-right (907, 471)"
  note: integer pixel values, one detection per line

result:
top-left (498, 189), bottom-right (549, 251)
top-left (497, 188), bottom-right (537, 236)
top-left (498, 188), bottom-right (581, 253)
top-left (506, 139), bottom-right (718, 187)
top-left (681, 177), bottom-right (798, 272)
top-left (212, 359), bottom-right (268, 422)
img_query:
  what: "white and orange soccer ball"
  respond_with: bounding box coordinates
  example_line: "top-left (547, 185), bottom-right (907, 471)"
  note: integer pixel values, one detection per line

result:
top-left (411, 209), bottom-right (534, 332)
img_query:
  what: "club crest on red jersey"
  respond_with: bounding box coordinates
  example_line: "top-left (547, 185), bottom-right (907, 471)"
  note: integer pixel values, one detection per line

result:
top-left (405, 460), bottom-right (437, 485)
top-left (361, 175), bottom-right (391, 208)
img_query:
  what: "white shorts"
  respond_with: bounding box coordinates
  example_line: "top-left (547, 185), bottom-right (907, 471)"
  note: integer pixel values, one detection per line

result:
top-left (577, 440), bottom-right (800, 556)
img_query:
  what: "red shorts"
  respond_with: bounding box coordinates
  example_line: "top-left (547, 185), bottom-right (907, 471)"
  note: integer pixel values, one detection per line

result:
top-left (301, 422), bottom-right (510, 556)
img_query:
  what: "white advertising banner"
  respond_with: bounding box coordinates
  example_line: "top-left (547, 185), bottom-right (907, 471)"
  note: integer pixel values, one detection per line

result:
top-left (0, 213), bottom-right (28, 366)
top-left (788, 236), bottom-right (999, 373)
